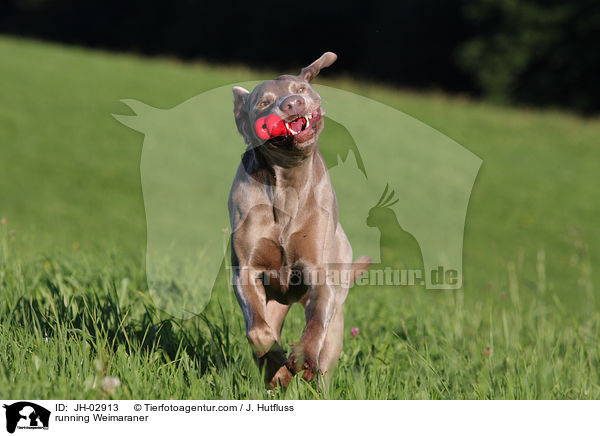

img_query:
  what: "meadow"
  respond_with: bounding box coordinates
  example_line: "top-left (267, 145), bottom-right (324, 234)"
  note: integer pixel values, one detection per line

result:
top-left (0, 36), bottom-right (599, 399)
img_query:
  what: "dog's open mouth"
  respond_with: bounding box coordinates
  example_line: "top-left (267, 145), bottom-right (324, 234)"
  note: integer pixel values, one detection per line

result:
top-left (262, 109), bottom-right (322, 148)
top-left (280, 109), bottom-right (321, 143)
top-left (285, 115), bottom-right (310, 135)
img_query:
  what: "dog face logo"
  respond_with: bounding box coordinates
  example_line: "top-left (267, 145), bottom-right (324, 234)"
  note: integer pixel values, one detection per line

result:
top-left (2, 402), bottom-right (50, 434)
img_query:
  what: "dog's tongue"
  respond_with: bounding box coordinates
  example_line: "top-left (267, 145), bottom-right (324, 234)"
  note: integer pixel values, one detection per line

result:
top-left (289, 117), bottom-right (306, 132)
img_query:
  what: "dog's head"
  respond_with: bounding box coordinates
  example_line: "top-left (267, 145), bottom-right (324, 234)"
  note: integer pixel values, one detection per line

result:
top-left (232, 52), bottom-right (337, 154)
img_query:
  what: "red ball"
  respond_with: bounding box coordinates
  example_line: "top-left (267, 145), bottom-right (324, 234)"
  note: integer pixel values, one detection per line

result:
top-left (254, 116), bottom-right (270, 140)
top-left (265, 114), bottom-right (287, 137)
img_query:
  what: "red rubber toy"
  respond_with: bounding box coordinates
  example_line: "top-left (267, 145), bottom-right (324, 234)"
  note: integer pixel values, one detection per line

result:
top-left (265, 114), bottom-right (287, 137)
top-left (255, 114), bottom-right (287, 140)
top-left (255, 116), bottom-right (270, 140)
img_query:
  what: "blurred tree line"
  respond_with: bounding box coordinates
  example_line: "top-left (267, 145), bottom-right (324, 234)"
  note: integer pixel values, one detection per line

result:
top-left (1, 0), bottom-right (598, 113)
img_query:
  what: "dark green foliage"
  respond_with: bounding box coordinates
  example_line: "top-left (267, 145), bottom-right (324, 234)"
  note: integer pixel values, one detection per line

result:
top-left (459, 0), bottom-right (600, 112)
top-left (2, 0), bottom-right (599, 112)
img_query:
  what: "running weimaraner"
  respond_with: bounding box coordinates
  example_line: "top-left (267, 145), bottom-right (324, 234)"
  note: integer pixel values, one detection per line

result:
top-left (229, 52), bottom-right (370, 388)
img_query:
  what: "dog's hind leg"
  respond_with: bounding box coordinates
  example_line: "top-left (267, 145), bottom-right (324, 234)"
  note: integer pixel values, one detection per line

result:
top-left (316, 223), bottom-right (360, 388)
top-left (316, 304), bottom-right (344, 389)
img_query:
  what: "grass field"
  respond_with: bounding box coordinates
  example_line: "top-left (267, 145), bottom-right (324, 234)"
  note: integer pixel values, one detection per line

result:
top-left (1, 35), bottom-right (599, 399)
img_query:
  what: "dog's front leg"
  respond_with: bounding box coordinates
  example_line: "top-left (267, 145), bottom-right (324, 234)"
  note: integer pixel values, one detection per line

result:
top-left (286, 269), bottom-right (337, 382)
top-left (232, 267), bottom-right (293, 387)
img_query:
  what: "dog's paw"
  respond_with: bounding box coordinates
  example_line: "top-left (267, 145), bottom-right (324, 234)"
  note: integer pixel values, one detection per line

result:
top-left (285, 350), bottom-right (318, 382)
top-left (269, 365), bottom-right (294, 388)
top-left (285, 351), bottom-right (301, 374)
top-left (301, 361), bottom-right (317, 382)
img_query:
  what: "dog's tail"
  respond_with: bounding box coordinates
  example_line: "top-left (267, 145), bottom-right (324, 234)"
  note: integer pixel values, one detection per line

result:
top-left (350, 256), bottom-right (371, 286)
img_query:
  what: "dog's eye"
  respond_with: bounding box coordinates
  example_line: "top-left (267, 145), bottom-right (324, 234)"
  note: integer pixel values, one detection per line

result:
top-left (259, 100), bottom-right (271, 108)
top-left (297, 86), bottom-right (305, 93)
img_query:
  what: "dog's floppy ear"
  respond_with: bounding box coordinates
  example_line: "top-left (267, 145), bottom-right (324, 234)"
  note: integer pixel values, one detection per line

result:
top-left (233, 86), bottom-right (250, 120)
top-left (300, 52), bottom-right (338, 82)
top-left (232, 86), bottom-right (252, 144)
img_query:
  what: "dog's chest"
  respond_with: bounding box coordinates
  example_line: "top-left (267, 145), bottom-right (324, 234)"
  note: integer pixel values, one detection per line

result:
top-left (271, 185), bottom-right (301, 229)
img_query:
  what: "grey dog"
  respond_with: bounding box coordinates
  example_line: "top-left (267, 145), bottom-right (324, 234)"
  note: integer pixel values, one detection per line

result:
top-left (229, 52), bottom-right (370, 387)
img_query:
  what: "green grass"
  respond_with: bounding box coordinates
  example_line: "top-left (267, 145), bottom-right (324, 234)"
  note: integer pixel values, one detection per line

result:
top-left (1, 35), bottom-right (599, 399)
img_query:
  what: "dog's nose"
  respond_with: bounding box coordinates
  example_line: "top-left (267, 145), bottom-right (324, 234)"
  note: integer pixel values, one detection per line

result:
top-left (279, 95), bottom-right (305, 117)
